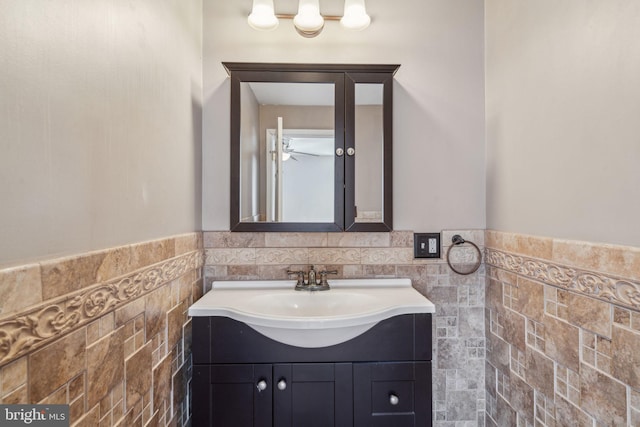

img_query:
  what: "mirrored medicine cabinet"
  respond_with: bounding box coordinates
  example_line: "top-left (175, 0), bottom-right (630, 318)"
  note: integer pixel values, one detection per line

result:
top-left (225, 62), bottom-right (400, 232)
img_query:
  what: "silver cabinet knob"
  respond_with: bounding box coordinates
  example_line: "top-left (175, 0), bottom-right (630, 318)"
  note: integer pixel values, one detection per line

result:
top-left (346, 147), bottom-right (355, 156)
top-left (277, 379), bottom-right (287, 391)
top-left (336, 148), bottom-right (345, 156)
top-left (389, 394), bottom-right (399, 405)
top-left (256, 380), bottom-right (267, 391)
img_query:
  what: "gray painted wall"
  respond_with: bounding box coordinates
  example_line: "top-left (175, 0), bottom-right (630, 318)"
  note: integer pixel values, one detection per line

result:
top-left (0, 1), bottom-right (203, 267)
top-left (486, 0), bottom-right (640, 246)
top-left (202, 0), bottom-right (486, 233)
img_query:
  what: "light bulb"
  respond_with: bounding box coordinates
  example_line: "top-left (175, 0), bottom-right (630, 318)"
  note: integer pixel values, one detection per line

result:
top-left (294, 0), bottom-right (324, 34)
top-left (340, 0), bottom-right (370, 31)
top-left (248, 0), bottom-right (279, 31)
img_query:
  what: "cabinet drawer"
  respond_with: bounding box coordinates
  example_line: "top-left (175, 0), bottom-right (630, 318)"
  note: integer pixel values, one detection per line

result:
top-left (372, 380), bottom-right (414, 414)
top-left (354, 362), bottom-right (431, 427)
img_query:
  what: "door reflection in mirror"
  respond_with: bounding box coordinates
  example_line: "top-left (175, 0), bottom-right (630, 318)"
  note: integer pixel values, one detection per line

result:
top-left (266, 126), bottom-right (335, 222)
top-left (240, 81), bottom-right (335, 223)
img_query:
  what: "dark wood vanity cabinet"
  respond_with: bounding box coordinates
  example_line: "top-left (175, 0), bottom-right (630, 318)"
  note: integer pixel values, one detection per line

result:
top-left (192, 314), bottom-right (432, 427)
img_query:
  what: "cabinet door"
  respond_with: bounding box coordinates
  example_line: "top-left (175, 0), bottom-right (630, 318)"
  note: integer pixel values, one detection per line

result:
top-left (203, 364), bottom-right (273, 427)
top-left (354, 362), bottom-right (431, 427)
top-left (273, 363), bottom-right (353, 427)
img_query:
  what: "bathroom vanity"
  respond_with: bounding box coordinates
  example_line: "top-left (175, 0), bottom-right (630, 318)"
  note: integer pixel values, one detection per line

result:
top-left (189, 279), bottom-right (434, 427)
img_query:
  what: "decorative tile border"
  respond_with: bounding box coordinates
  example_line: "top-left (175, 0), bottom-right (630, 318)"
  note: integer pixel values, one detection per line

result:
top-left (486, 248), bottom-right (640, 312)
top-left (0, 250), bottom-right (203, 367)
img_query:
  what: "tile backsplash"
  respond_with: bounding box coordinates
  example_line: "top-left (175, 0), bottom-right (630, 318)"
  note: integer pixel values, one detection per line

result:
top-left (204, 230), bottom-right (487, 426)
top-left (13, 228), bottom-right (637, 426)
top-left (485, 230), bottom-right (640, 426)
top-left (0, 233), bottom-right (202, 426)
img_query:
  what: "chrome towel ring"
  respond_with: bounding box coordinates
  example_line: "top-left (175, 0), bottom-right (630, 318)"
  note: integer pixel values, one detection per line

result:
top-left (446, 234), bottom-right (482, 275)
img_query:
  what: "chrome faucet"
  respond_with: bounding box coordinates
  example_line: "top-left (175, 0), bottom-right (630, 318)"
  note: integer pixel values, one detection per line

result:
top-left (287, 265), bottom-right (337, 291)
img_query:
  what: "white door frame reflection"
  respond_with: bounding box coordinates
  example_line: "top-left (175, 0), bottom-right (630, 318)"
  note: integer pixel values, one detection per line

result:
top-left (266, 122), bottom-right (335, 222)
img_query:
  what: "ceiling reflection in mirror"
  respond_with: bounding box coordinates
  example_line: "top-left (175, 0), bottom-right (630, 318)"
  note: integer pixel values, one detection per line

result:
top-left (239, 82), bottom-right (335, 223)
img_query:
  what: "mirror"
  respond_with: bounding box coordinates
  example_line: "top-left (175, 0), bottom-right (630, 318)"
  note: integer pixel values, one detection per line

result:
top-left (225, 63), bottom-right (399, 232)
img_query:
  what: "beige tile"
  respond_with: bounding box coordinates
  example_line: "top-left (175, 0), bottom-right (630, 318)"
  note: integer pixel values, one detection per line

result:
top-left (0, 264), bottom-right (42, 317)
top-left (167, 300), bottom-right (187, 350)
top-left (486, 331), bottom-right (510, 373)
top-left (514, 234), bottom-right (553, 260)
top-left (145, 285), bottom-right (172, 340)
top-left (611, 324), bottom-right (640, 390)
top-left (96, 246), bottom-right (132, 283)
top-left (125, 342), bottom-right (152, 410)
top-left (543, 314), bottom-right (580, 372)
top-left (580, 363), bottom-right (627, 426)
top-left (265, 232), bottom-right (328, 247)
top-left (512, 277), bottom-right (544, 322)
top-left (40, 252), bottom-right (106, 300)
top-left (326, 232), bottom-right (390, 247)
top-left (553, 239), bottom-right (640, 281)
top-left (487, 230), bottom-right (518, 252)
top-left (174, 233), bottom-right (201, 255)
top-left (613, 306), bottom-right (631, 328)
top-left (256, 265), bottom-right (296, 280)
top-left (153, 355), bottom-right (172, 422)
top-left (390, 231), bottom-right (413, 247)
top-left (1, 385), bottom-right (27, 404)
top-left (115, 298), bottom-right (146, 328)
top-left (29, 328), bottom-right (86, 402)
top-left (87, 327), bottom-right (125, 407)
top-left (1, 356), bottom-right (27, 394)
top-left (256, 248), bottom-right (309, 265)
top-left (205, 248), bottom-right (256, 265)
top-left (130, 238), bottom-right (175, 271)
top-left (554, 395), bottom-right (594, 427)
top-left (362, 247), bottom-right (412, 264)
top-left (173, 271), bottom-right (196, 304)
top-left (485, 230), bottom-right (502, 250)
top-left (362, 264), bottom-right (397, 277)
top-left (502, 309), bottom-right (526, 352)
top-left (508, 374), bottom-right (534, 422)
top-left (203, 231), bottom-right (265, 248)
top-left (69, 373), bottom-right (85, 401)
top-left (74, 403), bottom-right (100, 427)
top-left (342, 264), bottom-right (364, 277)
top-left (309, 248), bottom-right (361, 264)
top-left (524, 347), bottom-right (554, 398)
top-left (485, 279), bottom-right (503, 312)
top-left (565, 292), bottom-right (611, 337)
top-left (485, 230), bottom-right (552, 260)
top-left (87, 319), bottom-right (102, 346)
top-left (40, 386), bottom-right (66, 404)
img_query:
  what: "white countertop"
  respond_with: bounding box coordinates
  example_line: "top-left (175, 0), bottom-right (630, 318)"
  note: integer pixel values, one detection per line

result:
top-left (188, 278), bottom-right (435, 348)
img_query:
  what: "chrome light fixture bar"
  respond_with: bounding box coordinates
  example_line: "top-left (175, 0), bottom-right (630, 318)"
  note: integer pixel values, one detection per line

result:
top-left (248, 0), bottom-right (371, 38)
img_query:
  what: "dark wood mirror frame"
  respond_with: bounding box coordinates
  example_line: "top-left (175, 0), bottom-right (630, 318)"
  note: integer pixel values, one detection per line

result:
top-left (224, 62), bottom-right (399, 232)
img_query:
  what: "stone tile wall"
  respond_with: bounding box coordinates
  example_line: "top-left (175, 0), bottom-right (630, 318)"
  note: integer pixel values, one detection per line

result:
top-left (203, 230), bottom-right (486, 426)
top-left (485, 230), bottom-right (640, 426)
top-left (0, 233), bottom-right (203, 426)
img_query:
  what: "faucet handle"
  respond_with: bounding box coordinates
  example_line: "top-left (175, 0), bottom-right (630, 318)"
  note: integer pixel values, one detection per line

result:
top-left (286, 270), bottom-right (306, 287)
top-left (318, 270), bottom-right (338, 287)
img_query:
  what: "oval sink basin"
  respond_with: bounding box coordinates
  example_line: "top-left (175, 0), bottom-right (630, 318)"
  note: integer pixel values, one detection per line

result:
top-left (244, 292), bottom-right (379, 317)
top-left (188, 278), bottom-right (435, 348)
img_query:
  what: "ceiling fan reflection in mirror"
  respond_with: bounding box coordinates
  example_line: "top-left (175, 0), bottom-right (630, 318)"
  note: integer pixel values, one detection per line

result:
top-left (282, 138), bottom-right (320, 161)
top-left (267, 128), bottom-right (335, 162)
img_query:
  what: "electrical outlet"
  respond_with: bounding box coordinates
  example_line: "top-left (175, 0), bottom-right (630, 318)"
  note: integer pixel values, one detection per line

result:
top-left (414, 233), bottom-right (441, 258)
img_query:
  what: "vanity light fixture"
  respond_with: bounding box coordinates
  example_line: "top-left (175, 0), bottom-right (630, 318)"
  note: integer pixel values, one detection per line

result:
top-left (248, 0), bottom-right (280, 31)
top-left (248, 0), bottom-right (371, 38)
